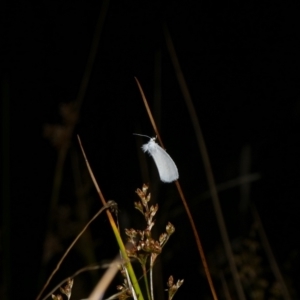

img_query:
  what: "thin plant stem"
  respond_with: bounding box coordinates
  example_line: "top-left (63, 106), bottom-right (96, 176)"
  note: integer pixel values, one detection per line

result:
top-left (220, 271), bottom-right (233, 300)
top-left (239, 148), bottom-right (291, 300)
top-left (41, 265), bottom-right (101, 300)
top-left (88, 256), bottom-right (121, 300)
top-left (121, 265), bottom-right (138, 300)
top-left (163, 24), bottom-right (245, 300)
top-left (252, 205), bottom-right (291, 300)
top-left (36, 204), bottom-right (112, 300)
top-left (134, 78), bottom-right (218, 300)
top-left (77, 136), bottom-right (144, 300)
top-left (150, 256), bottom-right (154, 300)
top-left (1, 78), bottom-right (10, 300)
top-left (141, 264), bottom-right (151, 300)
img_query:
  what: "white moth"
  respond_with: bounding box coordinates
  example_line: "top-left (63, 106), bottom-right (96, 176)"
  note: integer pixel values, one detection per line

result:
top-left (135, 134), bottom-right (179, 183)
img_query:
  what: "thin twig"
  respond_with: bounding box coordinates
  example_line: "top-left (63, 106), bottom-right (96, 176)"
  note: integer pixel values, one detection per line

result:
top-left (150, 262), bottom-right (154, 300)
top-left (88, 256), bottom-right (122, 300)
top-left (163, 24), bottom-right (245, 300)
top-left (77, 136), bottom-right (144, 300)
top-left (252, 205), bottom-right (291, 300)
top-left (219, 271), bottom-right (233, 300)
top-left (141, 264), bottom-right (151, 300)
top-left (134, 77), bottom-right (218, 300)
top-left (134, 78), bottom-right (163, 147)
top-left (170, 174), bottom-right (261, 221)
top-left (36, 204), bottom-right (113, 300)
top-left (41, 265), bottom-right (101, 300)
top-left (200, 173), bottom-right (261, 200)
top-left (239, 148), bottom-right (291, 300)
top-left (77, 136), bottom-right (107, 206)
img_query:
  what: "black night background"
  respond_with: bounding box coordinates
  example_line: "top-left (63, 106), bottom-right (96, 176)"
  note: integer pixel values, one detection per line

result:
top-left (1, 1), bottom-right (300, 299)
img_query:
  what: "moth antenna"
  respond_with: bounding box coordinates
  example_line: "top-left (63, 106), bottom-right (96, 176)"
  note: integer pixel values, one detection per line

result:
top-left (133, 133), bottom-right (152, 139)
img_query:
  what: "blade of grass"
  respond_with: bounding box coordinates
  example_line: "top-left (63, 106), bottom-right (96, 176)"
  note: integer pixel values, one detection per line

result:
top-left (1, 77), bottom-right (10, 300)
top-left (163, 24), bottom-right (246, 300)
top-left (41, 265), bottom-right (101, 300)
top-left (36, 203), bottom-right (113, 300)
top-left (239, 147), bottom-right (291, 299)
top-left (77, 136), bottom-right (144, 300)
top-left (252, 205), bottom-right (291, 300)
top-left (134, 78), bottom-right (218, 300)
top-left (88, 256), bottom-right (121, 300)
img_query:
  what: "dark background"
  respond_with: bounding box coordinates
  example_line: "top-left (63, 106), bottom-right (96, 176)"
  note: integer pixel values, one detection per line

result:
top-left (1, 1), bottom-right (300, 299)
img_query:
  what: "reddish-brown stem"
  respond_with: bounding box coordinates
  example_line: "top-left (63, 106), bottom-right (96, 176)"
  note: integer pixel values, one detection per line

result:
top-left (134, 77), bottom-right (218, 300)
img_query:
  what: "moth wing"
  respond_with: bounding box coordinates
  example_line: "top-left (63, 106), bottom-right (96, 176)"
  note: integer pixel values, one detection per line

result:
top-left (152, 146), bottom-right (179, 182)
top-left (143, 140), bottom-right (179, 183)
